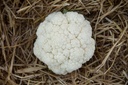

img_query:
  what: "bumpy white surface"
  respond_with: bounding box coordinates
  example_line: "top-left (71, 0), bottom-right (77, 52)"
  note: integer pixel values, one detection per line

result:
top-left (33, 12), bottom-right (95, 75)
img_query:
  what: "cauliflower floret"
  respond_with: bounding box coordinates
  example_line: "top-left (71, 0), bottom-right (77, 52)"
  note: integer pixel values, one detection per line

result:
top-left (33, 11), bottom-right (95, 75)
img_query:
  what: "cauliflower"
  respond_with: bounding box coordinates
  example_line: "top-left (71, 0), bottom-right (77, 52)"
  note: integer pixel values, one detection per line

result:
top-left (33, 12), bottom-right (95, 75)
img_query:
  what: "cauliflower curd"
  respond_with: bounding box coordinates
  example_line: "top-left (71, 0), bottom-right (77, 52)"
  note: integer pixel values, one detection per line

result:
top-left (33, 12), bottom-right (95, 75)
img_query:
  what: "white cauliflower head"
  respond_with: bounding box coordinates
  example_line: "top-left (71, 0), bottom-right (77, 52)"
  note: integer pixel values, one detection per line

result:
top-left (33, 12), bottom-right (95, 75)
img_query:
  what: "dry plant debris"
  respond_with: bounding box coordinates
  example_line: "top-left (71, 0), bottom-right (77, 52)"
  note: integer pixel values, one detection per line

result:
top-left (0, 0), bottom-right (128, 85)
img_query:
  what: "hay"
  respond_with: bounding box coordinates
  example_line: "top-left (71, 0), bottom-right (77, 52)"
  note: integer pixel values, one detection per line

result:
top-left (0, 0), bottom-right (128, 85)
